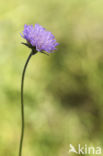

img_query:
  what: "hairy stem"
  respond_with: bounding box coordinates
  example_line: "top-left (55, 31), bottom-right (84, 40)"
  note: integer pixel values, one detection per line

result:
top-left (19, 50), bottom-right (36, 156)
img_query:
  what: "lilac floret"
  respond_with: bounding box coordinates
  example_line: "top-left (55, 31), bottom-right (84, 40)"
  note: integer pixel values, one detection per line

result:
top-left (21, 24), bottom-right (59, 53)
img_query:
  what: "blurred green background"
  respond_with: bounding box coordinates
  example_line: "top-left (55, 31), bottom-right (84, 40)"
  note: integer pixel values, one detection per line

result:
top-left (0, 0), bottom-right (103, 155)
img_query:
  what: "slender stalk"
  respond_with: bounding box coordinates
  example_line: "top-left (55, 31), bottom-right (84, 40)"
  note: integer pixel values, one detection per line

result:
top-left (19, 50), bottom-right (36, 156)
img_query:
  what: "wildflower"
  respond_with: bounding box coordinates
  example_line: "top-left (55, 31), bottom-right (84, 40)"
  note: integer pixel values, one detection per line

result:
top-left (19, 24), bottom-right (59, 156)
top-left (21, 24), bottom-right (59, 53)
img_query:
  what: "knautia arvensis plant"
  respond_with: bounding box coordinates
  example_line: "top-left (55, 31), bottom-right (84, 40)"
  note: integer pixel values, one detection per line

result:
top-left (19, 24), bottom-right (59, 156)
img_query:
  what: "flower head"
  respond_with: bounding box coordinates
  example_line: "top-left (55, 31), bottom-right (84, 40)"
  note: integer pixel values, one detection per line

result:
top-left (21, 24), bottom-right (59, 53)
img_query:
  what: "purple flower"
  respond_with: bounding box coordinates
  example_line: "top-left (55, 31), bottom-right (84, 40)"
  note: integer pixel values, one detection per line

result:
top-left (21, 24), bottom-right (59, 53)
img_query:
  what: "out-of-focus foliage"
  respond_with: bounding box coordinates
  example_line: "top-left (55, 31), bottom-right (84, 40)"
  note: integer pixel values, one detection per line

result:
top-left (0, 0), bottom-right (103, 155)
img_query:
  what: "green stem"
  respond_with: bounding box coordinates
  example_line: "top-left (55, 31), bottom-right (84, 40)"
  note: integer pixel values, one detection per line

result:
top-left (19, 50), bottom-right (36, 156)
